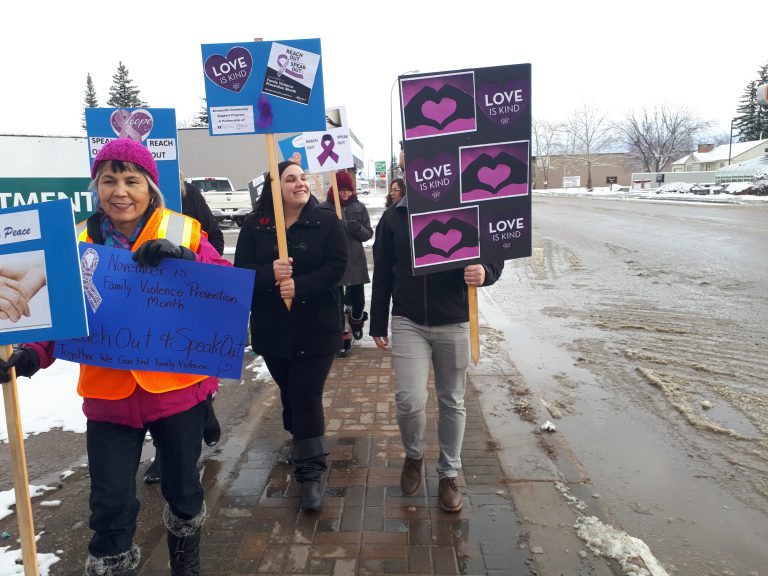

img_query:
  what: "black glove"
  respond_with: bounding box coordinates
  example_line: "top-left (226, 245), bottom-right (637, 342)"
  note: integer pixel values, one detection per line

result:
top-left (0, 347), bottom-right (40, 383)
top-left (132, 239), bottom-right (196, 266)
top-left (346, 220), bottom-right (362, 235)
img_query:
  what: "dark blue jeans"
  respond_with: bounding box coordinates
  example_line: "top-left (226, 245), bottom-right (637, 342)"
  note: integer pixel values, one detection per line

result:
top-left (86, 399), bottom-right (207, 557)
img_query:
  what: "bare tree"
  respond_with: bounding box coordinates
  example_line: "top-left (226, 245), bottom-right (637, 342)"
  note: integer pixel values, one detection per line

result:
top-left (532, 119), bottom-right (562, 188)
top-left (561, 103), bottom-right (616, 190)
top-left (616, 104), bottom-right (712, 172)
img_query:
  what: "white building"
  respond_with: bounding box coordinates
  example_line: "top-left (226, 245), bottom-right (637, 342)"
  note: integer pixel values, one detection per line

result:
top-left (671, 140), bottom-right (768, 172)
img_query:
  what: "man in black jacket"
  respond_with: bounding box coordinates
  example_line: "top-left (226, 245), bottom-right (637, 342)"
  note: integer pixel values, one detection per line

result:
top-left (144, 177), bottom-right (225, 484)
top-left (370, 196), bottom-right (503, 512)
top-left (181, 181), bottom-right (225, 256)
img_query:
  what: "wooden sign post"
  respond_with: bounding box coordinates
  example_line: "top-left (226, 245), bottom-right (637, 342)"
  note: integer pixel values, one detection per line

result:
top-left (264, 133), bottom-right (292, 310)
top-left (1, 345), bottom-right (40, 576)
top-left (330, 172), bottom-right (342, 219)
top-left (468, 287), bottom-right (480, 365)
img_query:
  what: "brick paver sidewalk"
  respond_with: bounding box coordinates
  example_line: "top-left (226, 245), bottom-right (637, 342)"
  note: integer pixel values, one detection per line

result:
top-left (141, 344), bottom-right (527, 576)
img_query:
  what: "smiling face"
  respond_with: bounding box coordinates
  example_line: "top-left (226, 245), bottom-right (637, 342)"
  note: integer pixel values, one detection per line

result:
top-left (97, 162), bottom-right (153, 236)
top-left (280, 163), bottom-right (310, 212)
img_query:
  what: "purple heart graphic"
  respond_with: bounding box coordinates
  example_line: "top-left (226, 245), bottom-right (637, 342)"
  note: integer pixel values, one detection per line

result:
top-left (478, 165), bottom-right (512, 189)
top-left (204, 46), bottom-right (253, 93)
top-left (406, 153), bottom-right (459, 202)
top-left (110, 109), bottom-right (153, 141)
top-left (421, 98), bottom-right (457, 125)
top-left (430, 229), bottom-right (462, 254)
top-left (477, 79), bottom-right (529, 127)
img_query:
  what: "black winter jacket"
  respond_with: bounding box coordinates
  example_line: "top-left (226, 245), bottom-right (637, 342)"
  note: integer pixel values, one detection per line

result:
top-left (369, 198), bottom-right (504, 337)
top-left (182, 182), bottom-right (225, 255)
top-left (234, 196), bottom-right (348, 359)
top-left (320, 197), bottom-right (373, 286)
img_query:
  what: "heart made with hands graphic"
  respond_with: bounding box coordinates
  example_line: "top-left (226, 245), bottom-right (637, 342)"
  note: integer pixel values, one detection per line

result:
top-left (462, 151), bottom-right (527, 195)
top-left (403, 84), bottom-right (476, 131)
top-left (413, 217), bottom-right (479, 259)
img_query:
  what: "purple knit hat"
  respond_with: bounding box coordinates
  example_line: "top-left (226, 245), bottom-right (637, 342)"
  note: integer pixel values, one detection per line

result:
top-left (91, 138), bottom-right (159, 186)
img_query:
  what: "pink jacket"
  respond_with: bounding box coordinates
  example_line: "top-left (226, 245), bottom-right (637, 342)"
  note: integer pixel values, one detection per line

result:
top-left (27, 236), bottom-right (234, 429)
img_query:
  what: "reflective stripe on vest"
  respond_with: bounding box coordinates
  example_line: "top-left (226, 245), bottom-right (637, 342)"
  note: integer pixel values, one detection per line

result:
top-left (75, 208), bottom-right (206, 400)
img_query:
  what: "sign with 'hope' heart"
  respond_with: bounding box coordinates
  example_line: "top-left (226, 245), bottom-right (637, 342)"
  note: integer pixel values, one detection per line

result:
top-left (110, 109), bottom-right (153, 141)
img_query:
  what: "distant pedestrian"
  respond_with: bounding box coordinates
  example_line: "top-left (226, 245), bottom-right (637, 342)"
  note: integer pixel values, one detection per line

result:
top-left (386, 177), bottom-right (406, 208)
top-left (322, 170), bottom-right (373, 357)
top-left (181, 174), bottom-right (225, 255)
top-left (142, 174), bottom-right (225, 485)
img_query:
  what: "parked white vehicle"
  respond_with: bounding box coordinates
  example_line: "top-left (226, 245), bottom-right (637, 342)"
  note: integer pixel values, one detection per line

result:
top-left (186, 177), bottom-right (251, 226)
top-left (184, 176), bottom-right (235, 193)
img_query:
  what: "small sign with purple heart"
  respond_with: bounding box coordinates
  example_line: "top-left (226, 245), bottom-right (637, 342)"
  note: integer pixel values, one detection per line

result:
top-left (201, 39), bottom-right (326, 135)
top-left (85, 108), bottom-right (181, 212)
top-left (400, 63), bottom-right (531, 274)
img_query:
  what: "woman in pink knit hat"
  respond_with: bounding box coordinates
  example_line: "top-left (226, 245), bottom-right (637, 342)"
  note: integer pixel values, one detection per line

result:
top-left (0, 137), bottom-right (230, 576)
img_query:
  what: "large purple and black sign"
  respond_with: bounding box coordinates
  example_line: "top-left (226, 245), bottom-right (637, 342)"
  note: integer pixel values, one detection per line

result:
top-left (400, 64), bottom-right (531, 274)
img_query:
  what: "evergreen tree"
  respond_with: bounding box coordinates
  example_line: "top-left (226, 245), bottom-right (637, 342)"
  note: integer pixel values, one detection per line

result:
top-left (733, 62), bottom-right (768, 142)
top-left (191, 97), bottom-right (209, 127)
top-left (107, 61), bottom-right (148, 108)
top-left (81, 73), bottom-right (99, 131)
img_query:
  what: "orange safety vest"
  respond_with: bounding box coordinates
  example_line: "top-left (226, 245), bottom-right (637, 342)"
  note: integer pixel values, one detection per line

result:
top-left (74, 208), bottom-right (207, 400)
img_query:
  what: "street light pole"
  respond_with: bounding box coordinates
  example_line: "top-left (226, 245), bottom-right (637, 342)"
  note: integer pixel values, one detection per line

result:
top-left (390, 69), bottom-right (419, 183)
top-left (728, 118), bottom-right (736, 165)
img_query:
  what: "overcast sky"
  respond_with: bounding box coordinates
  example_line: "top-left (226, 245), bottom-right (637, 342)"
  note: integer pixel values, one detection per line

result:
top-left (2, 0), bottom-right (763, 175)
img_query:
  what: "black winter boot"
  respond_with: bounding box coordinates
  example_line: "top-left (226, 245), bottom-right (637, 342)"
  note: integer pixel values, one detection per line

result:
top-left (143, 457), bottom-right (161, 485)
top-left (348, 311), bottom-right (368, 340)
top-left (300, 481), bottom-right (323, 511)
top-left (337, 331), bottom-right (352, 358)
top-left (84, 544), bottom-right (140, 575)
top-left (164, 503), bottom-right (206, 576)
top-left (293, 436), bottom-right (329, 511)
top-left (202, 398), bottom-right (221, 446)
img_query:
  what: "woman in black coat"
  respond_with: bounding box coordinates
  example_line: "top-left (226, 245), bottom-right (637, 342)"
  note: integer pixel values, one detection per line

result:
top-left (234, 161), bottom-right (347, 511)
top-left (321, 170), bottom-right (373, 356)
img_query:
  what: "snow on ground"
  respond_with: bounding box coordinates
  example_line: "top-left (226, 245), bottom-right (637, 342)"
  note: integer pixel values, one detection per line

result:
top-left (0, 485), bottom-right (56, 521)
top-left (554, 481), bottom-right (670, 576)
top-left (535, 185), bottom-right (768, 204)
top-left (0, 360), bottom-right (83, 443)
top-left (0, 530), bottom-right (59, 576)
top-left (0, 186), bottom-right (748, 574)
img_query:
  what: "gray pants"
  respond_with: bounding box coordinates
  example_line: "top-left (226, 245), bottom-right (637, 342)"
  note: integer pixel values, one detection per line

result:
top-left (391, 315), bottom-right (470, 478)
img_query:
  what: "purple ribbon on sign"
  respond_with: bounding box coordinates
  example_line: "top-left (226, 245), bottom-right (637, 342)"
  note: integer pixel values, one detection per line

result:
top-left (317, 134), bottom-right (339, 166)
top-left (276, 53), bottom-right (304, 79)
top-left (80, 248), bottom-right (102, 313)
top-left (111, 109), bottom-right (145, 141)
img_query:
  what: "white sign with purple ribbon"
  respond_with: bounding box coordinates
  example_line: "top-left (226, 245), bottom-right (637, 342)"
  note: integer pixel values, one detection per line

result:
top-left (263, 42), bottom-right (321, 105)
top-left (303, 106), bottom-right (353, 174)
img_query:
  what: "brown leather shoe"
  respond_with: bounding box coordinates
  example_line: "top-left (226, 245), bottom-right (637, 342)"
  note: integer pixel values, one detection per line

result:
top-left (438, 477), bottom-right (463, 512)
top-left (400, 457), bottom-right (423, 496)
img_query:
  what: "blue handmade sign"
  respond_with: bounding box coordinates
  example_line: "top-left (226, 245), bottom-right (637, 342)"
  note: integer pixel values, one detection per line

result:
top-left (201, 38), bottom-right (326, 135)
top-left (0, 199), bottom-right (87, 345)
top-left (55, 244), bottom-right (254, 380)
top-left (85, 108), bottom-right (182, 212)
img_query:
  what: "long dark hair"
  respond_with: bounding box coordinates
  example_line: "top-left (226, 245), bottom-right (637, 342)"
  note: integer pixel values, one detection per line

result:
top-left (386, 178), bottom-right (407, 207)
top-left (253, 160), bottom-right (296, 217)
